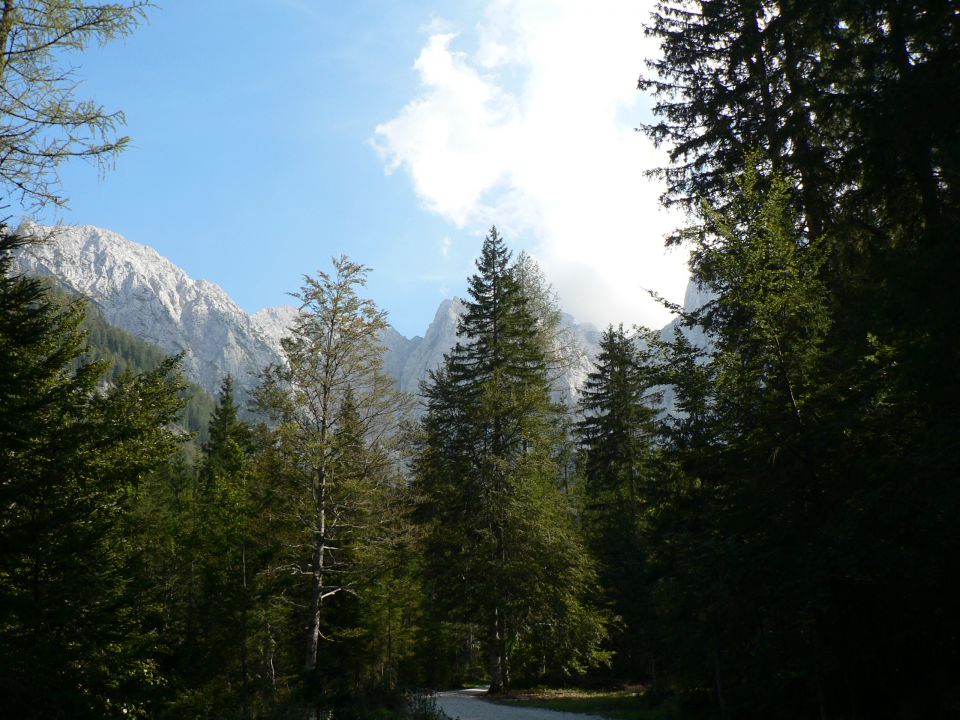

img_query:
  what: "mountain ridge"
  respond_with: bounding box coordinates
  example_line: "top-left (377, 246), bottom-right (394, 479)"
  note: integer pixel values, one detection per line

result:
top-left (13, 223), bottom-right (289, 401)
top-left (11, 223), bottom-right (607, 406)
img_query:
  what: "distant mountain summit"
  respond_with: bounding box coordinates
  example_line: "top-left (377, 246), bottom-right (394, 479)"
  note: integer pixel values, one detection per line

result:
top-left (11, 223), bottom-right (607, 407)
top-left (13, 223), bottom-right (294, 401)
top-left (380, 298), bottom-right (603, 407)
top-left (381, 298), bottom-right (464, 395)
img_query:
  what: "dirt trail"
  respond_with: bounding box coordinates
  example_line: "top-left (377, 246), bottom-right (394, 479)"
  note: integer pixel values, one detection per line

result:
top-left (435, 688), bottom-right (606, 720)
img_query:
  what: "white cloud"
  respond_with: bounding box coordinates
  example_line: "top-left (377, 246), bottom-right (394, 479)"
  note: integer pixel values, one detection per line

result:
top-left (441, 235), bottom-right (452, 257)
top-left (372, 0), bottom-right (689, 329)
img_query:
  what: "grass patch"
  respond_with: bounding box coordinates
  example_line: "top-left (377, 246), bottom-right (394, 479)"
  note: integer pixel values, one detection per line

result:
top-left (489, 687), bottom-right (679, 720)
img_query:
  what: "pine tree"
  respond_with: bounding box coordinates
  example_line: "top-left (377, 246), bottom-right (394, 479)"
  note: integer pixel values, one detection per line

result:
top-left (186, 375), bottom-right (256, 715)
top-left (641, 1), bottom-right (960, 399)
top-left (642, 6), bottom-right (960, 707)
top-left (0, 229), bottom-right (185, 717)
top-left (647, 167), bottom-right (842, 716)
top-left (578, 325), bottom-right (659, 526)
top-left (576, 324), bottom-right (660, 680)
top-left (641, 0), bottom-right (960, 239)
top-left (415, 227), bottom-right (607, 691)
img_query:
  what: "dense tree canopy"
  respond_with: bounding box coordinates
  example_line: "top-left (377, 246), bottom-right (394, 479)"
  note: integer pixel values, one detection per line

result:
top-left (2, 2), bottom-right (957, 716)
top-left (0, 229), bottom-right (185, 718)
top-left (415, 228), bottom-right (608, 692)
top-left (636, 3), bottom-right (960, 716)
top-left (576, 324), bottom-right (661, 681)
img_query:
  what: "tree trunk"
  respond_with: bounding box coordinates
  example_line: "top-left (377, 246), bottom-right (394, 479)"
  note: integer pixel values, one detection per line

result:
top-left (305, 536), bottom-right (324, 671)
top-left (488, 520), bottom-right (509, 692)
top-left (500, 613), bottom-right (509, 690)
top-left (488, 608), bottom-right (504, 693)
top-left (713, 643), bottom-right (727, 719)
top-left (264, 618), bottom-right (277, 692)
top-left (305, 471), bottom-right (327, 672)
top-left (0, 1), bottom-right (15, 81)
top-left (240, 540), bottom-right (250, 717)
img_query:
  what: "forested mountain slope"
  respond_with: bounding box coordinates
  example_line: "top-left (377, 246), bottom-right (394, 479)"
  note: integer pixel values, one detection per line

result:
top-left (45, 283), bottom-right (217, 442)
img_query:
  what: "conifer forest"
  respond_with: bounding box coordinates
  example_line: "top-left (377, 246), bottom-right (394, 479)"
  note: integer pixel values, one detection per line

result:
top-left (1, 2), bottom-right (958, 719)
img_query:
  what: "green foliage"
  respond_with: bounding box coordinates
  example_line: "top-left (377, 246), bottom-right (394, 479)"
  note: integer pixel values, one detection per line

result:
top-left (415, 227), bottom-right (609, 691)
top-left (0, 1), bottom-right (150, 209)
top-left (253, 256), bottom-right (412, 708)
top-left (578, 325), bottom-right (661, 512)
top-left (576, 324), bottom-right (662, 681)
top-left (649, 164), bottom-right (834, 716)
top-left (640, 159), bottom-right (960, 718)
top-left (79, 290), bottom-right (216, 441)
top-left (641, 0), bottom-right (960, 245)
top-left (186, 375), bottom-right (258, 715)
top-left (0, 229), bottom-right (186, 717)
top-left (641, 2), bottom-right (960, 715)
top-left (39, 281), bottom-right (217, 442)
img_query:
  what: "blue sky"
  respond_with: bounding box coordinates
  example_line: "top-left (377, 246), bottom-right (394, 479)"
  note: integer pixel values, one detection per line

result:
top-left (38, 0), bottom-right (689, 338)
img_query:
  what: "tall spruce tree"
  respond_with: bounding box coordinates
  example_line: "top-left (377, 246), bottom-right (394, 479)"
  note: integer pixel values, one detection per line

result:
top-left (641, 1), bottom-right (960, 414)
top-left (576, 324), bottom-right (660, 681)
top-left (641, 0), bottom-right (960, 241)
top-left (578, 325), bottom-right (659, 528)
top-left (180, 375), bottom-right (256, 715)
top-left (0, 229), bottom-right (186, 717)
top-left (642, 3), bottom-right (960, 713)
top-left (648, 167), bottom-right (872, 718)
top-left (415, 228), bottom-right (607, 691)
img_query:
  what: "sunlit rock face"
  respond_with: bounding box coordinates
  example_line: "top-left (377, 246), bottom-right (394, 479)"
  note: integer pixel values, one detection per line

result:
top-left (13, 223), bottom-right (697, 413)
top-left (380, 297), bottom-right (464, 401)
top-left (13, 223), bottom-right (294, 402)
top-left (380, 298), bottom-right (605, 410)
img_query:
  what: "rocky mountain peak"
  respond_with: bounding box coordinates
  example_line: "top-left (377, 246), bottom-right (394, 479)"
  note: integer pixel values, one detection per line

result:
top-left (13, 223), bottom-right (294, 400)
top-left (9, 223), bottom-right (624, 410)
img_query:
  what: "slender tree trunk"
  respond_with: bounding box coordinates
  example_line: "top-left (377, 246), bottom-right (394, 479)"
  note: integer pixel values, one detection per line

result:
top-left (305, 468), bottom-right (328, 672)
top-left (488, 607), bottom-right (504, 693)
top-left (713, 643), bottom-right (727, 719)
top-left (780, 18), bottom-right (827, 243)
top-left (264, 618), bottom-right (277, 692)
top-left (0, 1), bottom-right (15, 81)
top-left (386, 598), bottom-right (394, 686)
top-left (742, 10), bottom-right (783, 169)
top-left (499, 613), bottom-right (509, 690)
top-left (186, 556), bottom-right (196, 651)
top-left (305, 533), bottom-right (325, 671)
top-left (816, 663), bottom-right (827, 720)
top-left (487, 521), bottom-right (509, 692)
top-left (240, 539), bottom-right (250, 717)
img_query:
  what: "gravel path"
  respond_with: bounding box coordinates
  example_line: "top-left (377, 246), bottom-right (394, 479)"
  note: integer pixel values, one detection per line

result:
top-left (435, 688), bottom-right (606, 720)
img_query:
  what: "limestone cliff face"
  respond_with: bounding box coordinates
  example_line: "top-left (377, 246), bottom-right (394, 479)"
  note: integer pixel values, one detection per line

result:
top-left (380, 299), bottom-right (604, 408)
top-left (381, 298), bottom-right (464, 398)
top-left (13, 223), bottom-right (676, 411)
top-left (13, 223), bottom-right (294, 400)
